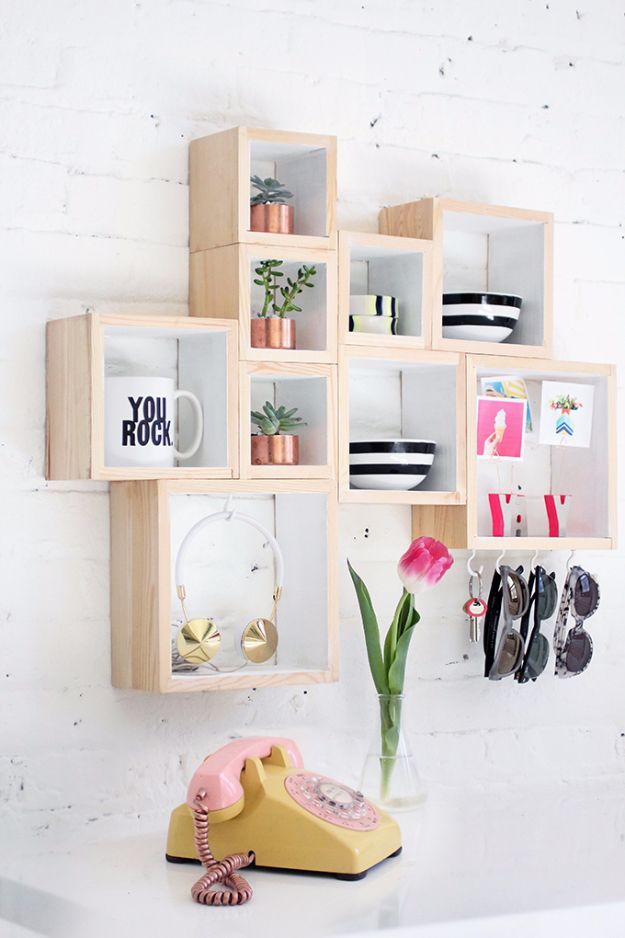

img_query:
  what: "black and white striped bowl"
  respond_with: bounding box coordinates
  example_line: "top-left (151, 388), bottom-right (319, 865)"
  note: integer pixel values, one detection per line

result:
top-left (442, 292), bottom-right (523, 343)
top-left (349, 439), bottom-right (436, 491)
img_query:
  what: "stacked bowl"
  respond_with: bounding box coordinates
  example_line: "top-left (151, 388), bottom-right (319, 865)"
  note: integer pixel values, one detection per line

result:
top-left (349, 439), bottom-right (436, 491)
top-left (442, 292), bottom-right (522, 343)
top-left (349, 294), bottom-right (399, 336)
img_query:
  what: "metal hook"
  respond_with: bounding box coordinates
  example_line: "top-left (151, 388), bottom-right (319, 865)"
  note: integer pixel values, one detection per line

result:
top-left (223, 495), bottom-right (235, 521)
top-left (467, 549), bottom-right (484, 578)
top-left (530, 547), bottom-right (539, 571)
top-left (495, 548), bottom-right (506, 573)
top-left (566, 549), bottom-right (576, 571)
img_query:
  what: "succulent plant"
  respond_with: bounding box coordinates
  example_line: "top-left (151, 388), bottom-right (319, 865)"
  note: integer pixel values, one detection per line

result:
top-left (253, 259), bottom-right (283, 317)
top-left (275, 264), bottom-right (316, 318)
top-left (252, 259), bottom-right (317, 319)
top-left (251, 401), bottom-right (306, 436)
top-left (250, 175), bottom-right (293, 205)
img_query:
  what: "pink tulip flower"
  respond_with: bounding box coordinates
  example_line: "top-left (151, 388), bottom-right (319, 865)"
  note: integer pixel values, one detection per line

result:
top-left (397, 536), bottom-right (453, 594)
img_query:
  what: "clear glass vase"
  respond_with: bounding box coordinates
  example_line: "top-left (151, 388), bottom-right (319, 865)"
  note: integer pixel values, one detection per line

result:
top-left (360, 694), bottom-right (426, 812)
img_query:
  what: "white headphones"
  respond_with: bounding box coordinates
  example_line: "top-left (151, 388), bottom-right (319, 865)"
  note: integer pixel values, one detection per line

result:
top-left (174, 508), bottom-right (284, 670)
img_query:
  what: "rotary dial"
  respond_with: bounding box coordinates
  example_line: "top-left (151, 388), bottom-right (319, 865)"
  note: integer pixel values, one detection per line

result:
top-left (284, 772), bottom-right (379, 830)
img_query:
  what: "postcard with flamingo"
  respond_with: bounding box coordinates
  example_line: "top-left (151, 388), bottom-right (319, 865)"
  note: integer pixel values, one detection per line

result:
top-left (538, 381), bottom-right (594, 448)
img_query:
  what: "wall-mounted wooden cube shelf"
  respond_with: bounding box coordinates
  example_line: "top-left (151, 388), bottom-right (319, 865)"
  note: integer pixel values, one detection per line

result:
top-left (190, 242), bottom-right (338, 363)
top-left (412, 355), bottom-right (617, 549)
top-left (190, 127), bottom-right (337, 253)
top-left (339, 347), bottom-right (466, 504)
top-left (380, 198), bottom-right (553, 358)
top-left (46, 314), bottom-right (238, 480)
top-left (338, 230), bottom-right (433, 350)
top-left (241, 362), bottom-right (336, 480)
top-left (468, 355), bottom-right (616, 549)
top-left (111, 479), bottom-right (338, 693)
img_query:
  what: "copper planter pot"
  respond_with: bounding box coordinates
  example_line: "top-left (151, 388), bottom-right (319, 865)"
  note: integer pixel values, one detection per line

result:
top-left (251, 435), bottom-right (299, 466)
top-left (250, 203), bottom-right (294, 235)
top-left (250, 317), bottom-right (296, 350)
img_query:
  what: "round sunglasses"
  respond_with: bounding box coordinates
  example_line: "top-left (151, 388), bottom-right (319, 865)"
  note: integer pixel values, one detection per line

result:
top-left (554, 566), bottom-right (600, 678)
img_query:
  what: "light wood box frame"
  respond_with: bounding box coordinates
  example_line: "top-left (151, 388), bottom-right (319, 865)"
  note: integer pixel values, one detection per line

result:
top-left (190, 242), bottom-right (338, 363)
top-left (412, 355), bottom-right (617, 549)
top-left (46, 313), bottom-right (239, 481)
top-left (190, 126), bottom-right (337, 253)
top-left (338, 346), bottom-right (467, 505)
top-left (338, 230), bottom-right (433, 350)
top-left (241, 361), bottom-right (337, 480)
top-left (379, 197), bottom-right (554, 358)
top-left (110, 479), bottom-right (339, 693)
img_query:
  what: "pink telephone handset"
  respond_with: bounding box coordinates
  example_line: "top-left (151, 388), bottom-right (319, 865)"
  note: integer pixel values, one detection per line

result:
top-left (187, 736), bottom-right (303, 907)
top-left (187, 736), bottom-right (303, 811)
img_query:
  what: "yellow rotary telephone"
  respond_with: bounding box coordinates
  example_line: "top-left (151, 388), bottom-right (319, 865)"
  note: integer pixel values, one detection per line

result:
top-left (166, 737), bottom-right (402, 904)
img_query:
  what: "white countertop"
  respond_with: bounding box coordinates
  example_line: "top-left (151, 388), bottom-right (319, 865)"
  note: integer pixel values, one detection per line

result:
top-left (3, 783), bottom-right (625, 938)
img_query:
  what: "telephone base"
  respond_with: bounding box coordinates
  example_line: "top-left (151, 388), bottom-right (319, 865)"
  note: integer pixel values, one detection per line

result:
top-left (165, 845), bottom-right (402, 881)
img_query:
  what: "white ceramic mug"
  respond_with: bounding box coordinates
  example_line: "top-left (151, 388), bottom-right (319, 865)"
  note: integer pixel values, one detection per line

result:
top-left (105, 377), bottom-right (203, 468)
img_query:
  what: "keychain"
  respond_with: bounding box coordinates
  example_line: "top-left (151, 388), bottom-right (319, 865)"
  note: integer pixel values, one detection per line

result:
top-left (463, 572), bottom-right (487, 643)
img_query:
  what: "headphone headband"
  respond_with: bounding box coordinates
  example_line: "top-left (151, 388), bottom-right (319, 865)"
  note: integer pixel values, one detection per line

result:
top-left (175, 509), bottom-right (285, 597)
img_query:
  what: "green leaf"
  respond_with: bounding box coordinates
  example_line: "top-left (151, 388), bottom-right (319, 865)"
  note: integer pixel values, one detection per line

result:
top-left (387, 619), bottom-right (419, 695)
top-left (347, 560), bottom-right (388, 695)
top-left (383, 590), bottom-right (410, 677)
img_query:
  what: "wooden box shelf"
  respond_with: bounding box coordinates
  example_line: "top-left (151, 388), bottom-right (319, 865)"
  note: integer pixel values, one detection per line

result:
top-left (190, 242), bottom-right (338, 363)
top-left (338, 231), bottom-right (433, 349)
top-left (468, 355), bottom-right (616, 548)
top-left (46, 314), bottom-right (238, 480)
top-left (241, 362), bottom-right (336, 480)
top-left (190, 127), bottom-right (337, 253)
top-left (413, 356), bottom-right (617, 549)
top-left (380, 198), bottom-right (553, 358)
top-left (111, 479), bottom-right (338, 693)
top-left (339, 347), bottom-right (466, 504)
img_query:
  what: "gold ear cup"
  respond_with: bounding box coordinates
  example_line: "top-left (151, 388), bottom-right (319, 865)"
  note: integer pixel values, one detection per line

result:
top-left (241, 618), bottom-right (278, 664)
top-left (176, 618), bottom-right (221, 664)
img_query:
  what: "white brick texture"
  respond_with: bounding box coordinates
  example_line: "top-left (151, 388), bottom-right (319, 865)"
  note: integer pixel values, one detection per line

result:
top-left (1, 0), bottom-right (625, 844)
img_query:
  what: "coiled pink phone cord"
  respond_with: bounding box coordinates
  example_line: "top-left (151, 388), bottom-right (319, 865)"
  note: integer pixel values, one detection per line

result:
top-left (191, 792), bottom-right (255, 906)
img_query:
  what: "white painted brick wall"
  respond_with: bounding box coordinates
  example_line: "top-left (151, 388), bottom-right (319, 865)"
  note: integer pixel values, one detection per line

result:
top-left (1, 0), bottom-right (625, 846)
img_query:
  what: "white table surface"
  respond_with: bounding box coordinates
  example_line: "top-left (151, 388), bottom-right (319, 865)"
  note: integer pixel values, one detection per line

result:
top-left (2, 784), bottom-right (625, 938)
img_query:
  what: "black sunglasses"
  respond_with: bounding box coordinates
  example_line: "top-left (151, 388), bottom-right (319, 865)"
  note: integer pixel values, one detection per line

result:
top-left (516, 566), bottom-right (558, 684)
top-left (489, 565), bottom-right (530, 681)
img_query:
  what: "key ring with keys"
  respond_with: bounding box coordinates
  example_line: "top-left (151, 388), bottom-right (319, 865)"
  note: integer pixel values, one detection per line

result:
top-left (463, 571), bottom-right (488, 643)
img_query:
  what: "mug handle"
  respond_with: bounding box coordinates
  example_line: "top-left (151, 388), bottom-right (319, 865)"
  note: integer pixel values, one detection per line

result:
top-left (174, 390), bottom-right (203, 460)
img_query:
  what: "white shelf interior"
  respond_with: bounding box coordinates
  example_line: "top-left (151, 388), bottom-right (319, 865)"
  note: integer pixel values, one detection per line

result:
top-left (103, 324), bottom-right (229, 469)
top-left (348, 242), bottom-right (425, 339)
top-left (348, 357), bottom-right (458, 493)
top-left (249, 254), bottom-right (328, 352)
top-left (250, 372), bottom-right (328, 466)
top-left (475, 365), bottom-right (610, 539)
top-left (442, 209), bottom-right (546, 347)
top-left (169, 490), bottom-right (330, 678)
top-left (249, 139), bottom-right (328, 238)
